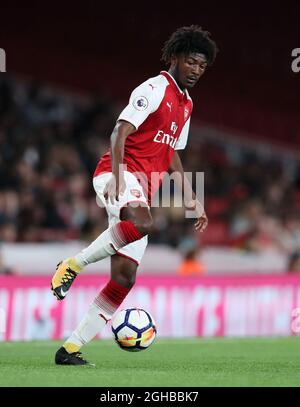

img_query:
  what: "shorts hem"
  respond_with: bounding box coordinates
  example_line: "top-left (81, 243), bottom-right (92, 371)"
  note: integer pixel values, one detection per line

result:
top-left (110, 243), bottom-right (140, 266)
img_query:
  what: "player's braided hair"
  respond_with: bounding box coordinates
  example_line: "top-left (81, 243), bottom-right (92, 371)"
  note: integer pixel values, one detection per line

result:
top-left (161, 25), bottom-right (218, 66)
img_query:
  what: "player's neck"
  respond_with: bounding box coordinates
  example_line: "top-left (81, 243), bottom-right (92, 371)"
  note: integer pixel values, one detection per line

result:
top-left (167, 68), bottom-right (186, 92)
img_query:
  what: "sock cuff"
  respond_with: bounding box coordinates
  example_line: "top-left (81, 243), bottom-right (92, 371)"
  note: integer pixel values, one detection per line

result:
top-left (111, 220), bottom-right (143, 247)
top-left (94, 279), bottom-right (131, 314)
top-left (102, 279), bottom-right (131, 304)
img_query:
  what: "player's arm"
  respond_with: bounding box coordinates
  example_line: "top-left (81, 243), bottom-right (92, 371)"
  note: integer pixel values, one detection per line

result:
top-left (103, 120), bottom-right (136, 203)
top-left (169, 151), bottom-right (208, 232)
top-left (104, 79), bottom-right (163, 204)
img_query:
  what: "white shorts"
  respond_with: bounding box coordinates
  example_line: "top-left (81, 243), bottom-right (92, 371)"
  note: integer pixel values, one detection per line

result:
top-left (93, 171), bottom-right (149, 265)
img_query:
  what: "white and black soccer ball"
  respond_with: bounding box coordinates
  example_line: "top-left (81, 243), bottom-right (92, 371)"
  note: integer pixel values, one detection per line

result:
top-left (111, 308), bottom-right (157, 352)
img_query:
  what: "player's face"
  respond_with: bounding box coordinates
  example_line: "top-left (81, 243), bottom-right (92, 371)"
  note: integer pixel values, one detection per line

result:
top-left (172, 53), bottom-right (208, 89)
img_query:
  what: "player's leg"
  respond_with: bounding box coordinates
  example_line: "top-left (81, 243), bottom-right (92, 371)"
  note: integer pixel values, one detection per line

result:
top-left (55, 254), bottom-right (137, 365)
top-left (51, 205), bottom-right (150, 300)
top-left (51, 173), bottom-right (151, 300)
top-left (75, 202), bottom-right (152, 267)
top-left (55, 203), bottom-right (149, 365)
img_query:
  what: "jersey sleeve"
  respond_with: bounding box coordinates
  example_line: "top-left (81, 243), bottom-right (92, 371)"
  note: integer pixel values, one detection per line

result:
top-left (175, 118), bottom-right (191, 150)
top-left (118, 80), bottom-right (165, 129)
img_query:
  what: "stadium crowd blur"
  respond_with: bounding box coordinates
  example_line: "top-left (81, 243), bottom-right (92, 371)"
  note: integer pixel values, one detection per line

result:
top-left (1, 76), bottom-right (300, 267)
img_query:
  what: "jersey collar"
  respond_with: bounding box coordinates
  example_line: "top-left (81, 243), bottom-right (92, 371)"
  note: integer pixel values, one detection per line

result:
top-left (160, 70), bottom-right (188, 99)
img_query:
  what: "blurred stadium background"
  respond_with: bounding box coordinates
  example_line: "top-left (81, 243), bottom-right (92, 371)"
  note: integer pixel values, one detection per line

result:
top-left (1, 1), bottom-right (300, 341)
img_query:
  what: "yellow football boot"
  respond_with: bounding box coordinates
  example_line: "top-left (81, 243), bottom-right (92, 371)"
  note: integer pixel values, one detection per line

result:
top-left (51, 258), bottom-right (82, 300)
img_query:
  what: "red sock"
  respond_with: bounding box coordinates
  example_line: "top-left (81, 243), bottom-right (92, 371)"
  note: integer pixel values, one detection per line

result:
top-left (93, 279), bottom-right (131, 316)
top-left (110, 220), bottom-right (143, 248)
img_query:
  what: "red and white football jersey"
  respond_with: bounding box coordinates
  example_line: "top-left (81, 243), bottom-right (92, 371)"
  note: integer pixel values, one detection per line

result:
top-left (94, 71), bottom-right (193, 200)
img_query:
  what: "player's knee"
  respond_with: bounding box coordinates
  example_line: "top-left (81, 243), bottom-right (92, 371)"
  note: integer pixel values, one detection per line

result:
top-left (117, 270), bottom-right (136, 289)
top-left (121, 206), bottom-right (153, 236)
top-left (125, 272), bottom-right (136, 289)
top-left (134, 217), bottom-right (153, 236)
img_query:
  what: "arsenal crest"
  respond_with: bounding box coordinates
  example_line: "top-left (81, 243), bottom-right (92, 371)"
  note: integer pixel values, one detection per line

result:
top-left (130, 189), bottom-right (142, 198)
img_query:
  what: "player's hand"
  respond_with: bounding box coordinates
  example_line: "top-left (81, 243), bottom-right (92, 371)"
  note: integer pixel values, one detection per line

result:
top-left (185, 199), bottom-right (208, 232)
top-left (195, 211), bottom-right (208, 232)
top-left (103, 174), bottom-right (126, 204)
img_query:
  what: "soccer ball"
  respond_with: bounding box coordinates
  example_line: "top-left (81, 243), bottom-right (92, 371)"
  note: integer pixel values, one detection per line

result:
top-left (111, 308), bottom-right (157, 352)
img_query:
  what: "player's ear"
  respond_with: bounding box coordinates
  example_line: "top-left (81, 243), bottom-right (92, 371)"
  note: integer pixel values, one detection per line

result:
top-left (170, 54), bottom-right (178, 68)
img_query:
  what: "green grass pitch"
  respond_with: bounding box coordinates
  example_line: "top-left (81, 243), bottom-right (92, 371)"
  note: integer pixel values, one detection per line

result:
top-left (0, 338), bottom-right (300, 387)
